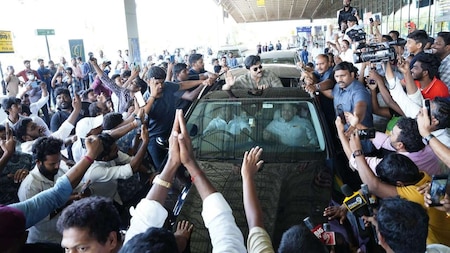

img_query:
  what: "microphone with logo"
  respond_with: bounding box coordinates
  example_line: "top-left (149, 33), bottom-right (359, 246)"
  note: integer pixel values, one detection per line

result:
top-left (341, 184), bottom-right (378, 243)
top-left (303, 217), bottom-right (336, 248)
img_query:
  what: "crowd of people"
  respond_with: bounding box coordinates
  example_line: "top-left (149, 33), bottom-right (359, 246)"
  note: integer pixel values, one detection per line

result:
top-left (1, 0), bottom-right (450, 251)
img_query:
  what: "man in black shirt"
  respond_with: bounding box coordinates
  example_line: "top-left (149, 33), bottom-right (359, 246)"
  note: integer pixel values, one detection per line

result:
top-left (337, 0), bottom-right (358, 31)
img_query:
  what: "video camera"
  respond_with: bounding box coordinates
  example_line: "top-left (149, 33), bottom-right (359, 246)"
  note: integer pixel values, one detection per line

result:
top-left (346, 28), bottom-right (367, 44)
top-left (353, 39), bottom-right (406, 64)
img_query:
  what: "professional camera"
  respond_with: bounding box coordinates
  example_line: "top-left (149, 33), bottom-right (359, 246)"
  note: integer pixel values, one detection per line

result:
top-left (346, 28), bottom-right (367, 44)
top-left (353, 39), bottom-right (406, 64)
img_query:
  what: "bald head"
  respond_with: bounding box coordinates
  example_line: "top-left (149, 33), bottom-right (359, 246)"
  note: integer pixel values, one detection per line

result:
top-left (315, 54), bottom-right (331, 74)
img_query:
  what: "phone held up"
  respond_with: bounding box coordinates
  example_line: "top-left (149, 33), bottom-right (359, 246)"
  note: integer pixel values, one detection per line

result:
top-left (424, 99), bottom-right (432, 125)
top-left (357, 128), bottom-right (376, 140)
top-left (429, 174), bottom-right (449, 207)
top-left (134, 92), bottom-right (146, 108)
top-left (336, 104), bottom-right (346, 125)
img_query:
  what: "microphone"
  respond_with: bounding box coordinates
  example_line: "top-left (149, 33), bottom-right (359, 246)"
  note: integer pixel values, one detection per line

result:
top-left (342, 184), bottom-right (379, 245)
top-left (341, 184), bottom-right (370, 217)
top-left (360, 184), bottom-right (379, 244)
top-left (303, 217), bottom-right (325, 242)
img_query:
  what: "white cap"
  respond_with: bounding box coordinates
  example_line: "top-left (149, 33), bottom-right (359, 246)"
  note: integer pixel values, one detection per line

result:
top-left (75, 115), bottom-right (104, 138)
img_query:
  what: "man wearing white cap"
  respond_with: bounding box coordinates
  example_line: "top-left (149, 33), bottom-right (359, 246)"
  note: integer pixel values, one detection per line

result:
top-left (72, 114), bottom-right (104, 163)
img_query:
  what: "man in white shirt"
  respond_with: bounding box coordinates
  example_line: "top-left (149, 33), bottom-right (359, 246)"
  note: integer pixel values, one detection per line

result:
top-left (203, 105), bottom-right (251, 136)
top-left (83, 128), bottom-right (148, 205)
top-left (264, 103), bottom-right (318, 147)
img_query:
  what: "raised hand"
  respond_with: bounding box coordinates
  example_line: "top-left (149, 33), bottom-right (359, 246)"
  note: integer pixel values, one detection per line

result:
top-left (241, 146), bottom-right (264, 179)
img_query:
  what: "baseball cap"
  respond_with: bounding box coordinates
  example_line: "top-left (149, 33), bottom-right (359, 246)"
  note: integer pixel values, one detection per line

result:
top-left (2, 97), bottom-right (21, 112)
top-left (75, 115), bottom-right (104, 138)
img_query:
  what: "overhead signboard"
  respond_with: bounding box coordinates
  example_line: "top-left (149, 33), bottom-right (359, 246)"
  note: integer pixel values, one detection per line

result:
top-left (0, 30), bottom-right (14, 53)
top-left (36, 29), bottom-right (55, 36)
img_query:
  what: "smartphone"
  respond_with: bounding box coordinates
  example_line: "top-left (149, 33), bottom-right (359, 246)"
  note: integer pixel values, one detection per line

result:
top-left (134, 92), bottom-right (146, 108)
top-left (375, 14), bottom-right (381, 22)
top-left (80, 138), bottom-right (86, 149)
top-left (132, 62), bottom-right (140, 72)
top-left (429, 174), bottom-right (449, 206)
top-left (424, 99), bottom-right (432, 124)
top-left (357, 128), bottom-right (376, 140)
top-left (169, 55), bottom-right (175, 63)
top-left (80, 180), bottom-right (92, 195)
top-left (336, 104), bottom-right (346, 125)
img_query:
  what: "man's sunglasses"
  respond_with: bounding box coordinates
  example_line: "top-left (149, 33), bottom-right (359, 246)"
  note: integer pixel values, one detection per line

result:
top-left (252, 65), bottom-right (263, 71)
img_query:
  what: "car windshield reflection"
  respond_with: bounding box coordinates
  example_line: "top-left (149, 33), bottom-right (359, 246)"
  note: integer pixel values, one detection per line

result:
top-left (186, 99), bottom-right (326, 162)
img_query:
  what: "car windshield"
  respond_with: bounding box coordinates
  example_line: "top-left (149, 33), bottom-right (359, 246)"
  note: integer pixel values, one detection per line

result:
top-left (186, 98), bottom-right (326, 162)
top-left (260, 57), bottom-right (297, 65)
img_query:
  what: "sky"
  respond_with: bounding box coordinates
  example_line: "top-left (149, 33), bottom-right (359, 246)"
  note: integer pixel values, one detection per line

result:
top-left (0, 0), bottom-right (320, 71)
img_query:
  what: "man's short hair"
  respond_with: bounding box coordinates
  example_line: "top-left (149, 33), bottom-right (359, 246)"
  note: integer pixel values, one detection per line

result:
top-left (21, 104), bottom-right (31, 116)
top-left (82, 88), bottom-right (94, 100)
top-left (437, 32), bottom-right (450, 46)
top-left (188, 53), bottom-right (203, 66)
top-left (13, 117), bottom-right (33, 142)
top-left (32, 136), bottom-right (63, 162)
top-left (407, 30), bottom-right (429, 50)
top-left (147, 66), bottom-right (166, 80)
top-left (244, 55), bottom-right (261, 69)
top-left (278, 224), bottom-right (328, 253)
top-left (37, 58), bottom-right (44, 63)
top-left (96, 133), bottom-right (116, 160)
top-left (119, 227), bottom-right (178, 253)
top-left (88, 102), bottom-right (102, 117)
top-left (333, 61), bottom-right (358, 76)
top-left (111, 74), bottom-right (121, 81)
top-left (54, 87), bottom-right (71, 98)
top-left (382, 35), bottom-right (393, 42)
top-left (414, 53), bottom-right (441, 80)
top-left (377, 197), bottom-right (428, 253)
top-left (57, 196), bottom-right (121, 245)
top-left (121, 70), bottom-right (132, 79)
top-left (23, 60), bottom-right (30, 64)
top-left (2, 97), bottom-right (21, 114)
top-left (173, 63), bottom-right (188, 78)
top-left (395, 117), bottom-right (424, 153)
top-left (432, 97), bottom-right (450, 129)
top-left (389, 30), bottom-right (400, 38)
top-left (376, 153), bottom-right (422, 185)
top-left (102, 112), bottom-right (124, 130)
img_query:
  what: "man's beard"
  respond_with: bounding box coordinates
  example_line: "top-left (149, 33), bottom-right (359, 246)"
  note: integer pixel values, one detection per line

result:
top-left (38, 164), bottom-right (59, 181)
top-left (58, 102), bottom-right (72, 110)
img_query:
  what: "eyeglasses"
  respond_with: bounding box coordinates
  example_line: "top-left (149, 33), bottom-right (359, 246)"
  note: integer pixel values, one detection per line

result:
top-left (252, 65), bottom-right (263, 72)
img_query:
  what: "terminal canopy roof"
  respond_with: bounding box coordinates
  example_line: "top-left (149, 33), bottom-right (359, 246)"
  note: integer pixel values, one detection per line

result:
top-left (215, 0), bottom-right (405, 23)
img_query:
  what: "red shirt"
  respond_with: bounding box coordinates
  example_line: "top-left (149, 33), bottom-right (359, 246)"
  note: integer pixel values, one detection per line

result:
top-left (415, 77), bottom-right (449, 99)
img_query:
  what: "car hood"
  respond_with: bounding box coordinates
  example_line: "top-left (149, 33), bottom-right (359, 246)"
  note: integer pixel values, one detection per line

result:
top-left (176, 160), bottom-right (332, 251)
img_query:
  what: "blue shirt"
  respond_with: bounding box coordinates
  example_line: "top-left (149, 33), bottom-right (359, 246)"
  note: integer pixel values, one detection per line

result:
top-left (332, 79), bottom-right (373, 128)
top-left (144, 81), bottom-right (180, 138)
top-left (9, 175), bottom-right (72, 229)
top-left (227, 58), bottom-right (239, 68)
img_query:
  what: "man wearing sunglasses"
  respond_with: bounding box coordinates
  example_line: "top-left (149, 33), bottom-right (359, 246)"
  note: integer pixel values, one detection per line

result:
top-left (222, 55), bottom-right (283, 91)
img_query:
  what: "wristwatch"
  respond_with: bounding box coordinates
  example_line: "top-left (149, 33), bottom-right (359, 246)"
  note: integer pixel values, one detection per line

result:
top-left (423, 133), bottom-right (435, 145)
top-left (352, 150), bottom-right (364, 158)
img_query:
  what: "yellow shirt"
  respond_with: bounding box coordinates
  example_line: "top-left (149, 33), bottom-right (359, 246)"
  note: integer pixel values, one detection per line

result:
top-left (397, 172), bottom-right (450, 246)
